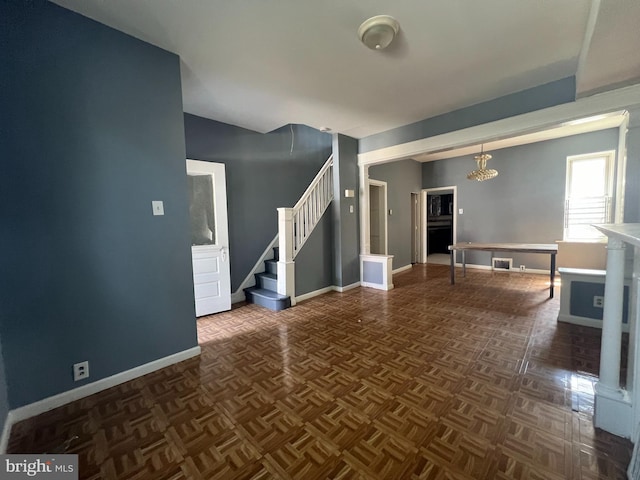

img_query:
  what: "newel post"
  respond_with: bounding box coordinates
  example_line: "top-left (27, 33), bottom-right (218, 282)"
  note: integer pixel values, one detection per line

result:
top-left (277, 208), bottom-right (296, 306)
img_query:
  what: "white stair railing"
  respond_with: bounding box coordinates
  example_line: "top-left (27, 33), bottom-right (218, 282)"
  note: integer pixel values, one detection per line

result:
top-left (277, 155), bottom-right (334, 304)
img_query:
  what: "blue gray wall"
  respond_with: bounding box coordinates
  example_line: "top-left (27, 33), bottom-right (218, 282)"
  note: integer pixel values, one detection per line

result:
top-left (0, 0), bottom-right (198, 407)
top-left (369, 160), bottom-right (422, 269)
top-left (183, 114), bottom-right (333, 294)
top-left (571, 282), bottom-right (629, 324)
top-left (295, 213), bottom-right (334, 295)
top-left (332, 135), bottom-right (361, 287)
top-left (422, 128), bottom-right (619, 269)
top-left (360, 77), bottom-right (576, 153)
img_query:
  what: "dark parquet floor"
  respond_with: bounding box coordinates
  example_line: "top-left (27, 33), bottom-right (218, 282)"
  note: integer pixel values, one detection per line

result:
top-left (7, 264), bottom-right (633, 479)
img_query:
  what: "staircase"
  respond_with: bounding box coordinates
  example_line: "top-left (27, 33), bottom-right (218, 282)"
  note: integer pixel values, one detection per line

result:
top-left (244, 154), bottom-right (334, 311)
top-left (244, 246), bottom-right (291, 311)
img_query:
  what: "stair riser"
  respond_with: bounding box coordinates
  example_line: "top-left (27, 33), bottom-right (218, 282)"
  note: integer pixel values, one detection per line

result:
top-left (265, 260), bottom-right (278, 275)
top-left (256, 275), bottom-right (277, 291)
top-left (246, 293), bottom-right (291, 311)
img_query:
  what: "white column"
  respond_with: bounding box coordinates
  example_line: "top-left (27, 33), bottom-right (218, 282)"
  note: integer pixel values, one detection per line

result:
top-left (599, 238), bottom-right (626, 390)
top-left (277, 208), bottom-right (296, 305)
top-left (595, 236), bottom-right (631, 436)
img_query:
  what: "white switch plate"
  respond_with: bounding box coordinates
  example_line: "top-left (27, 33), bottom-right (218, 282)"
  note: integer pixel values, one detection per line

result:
top-left (459, 208), bottom-right (464, 214)
top-left (349, 205), bottom-right (354, 213)
top-left (152, 201), bottom-right (164, 216)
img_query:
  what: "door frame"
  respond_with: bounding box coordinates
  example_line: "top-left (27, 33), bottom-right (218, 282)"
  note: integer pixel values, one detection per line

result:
top-left (411, 192), bottom-right (421, 263)
top-left (421, 185), bottom-right (457, 263)
top-left (369, 179), bottom-right (388, 255)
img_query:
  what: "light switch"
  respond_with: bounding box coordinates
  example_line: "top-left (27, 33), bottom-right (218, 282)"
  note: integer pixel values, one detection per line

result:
top-left (388, 209), bottom-right (393, 215)
top-left (349, 205), bottom-right (354, 213)
top-left (152, 201), bottom-right (164, 216)
top-left (458, 208), bottom-right (464, 214)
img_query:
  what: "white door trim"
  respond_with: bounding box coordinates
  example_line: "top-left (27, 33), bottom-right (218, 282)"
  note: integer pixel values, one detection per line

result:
top-left (369, 179), bottom-right (388, 255)
top-left (356, 84), bottom-right (640, 269)
top-left (357, 83), bottom-right (640, 167)
top-left (421, 186), bottom-right (457, 263)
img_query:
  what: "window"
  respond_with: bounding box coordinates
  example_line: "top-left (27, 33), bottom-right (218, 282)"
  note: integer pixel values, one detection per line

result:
top-left (564, 151), bottom-right (615, 241)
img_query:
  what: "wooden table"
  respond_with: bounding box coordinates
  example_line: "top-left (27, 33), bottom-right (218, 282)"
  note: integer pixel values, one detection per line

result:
top-left (448, 242), bottom-right (558, 298)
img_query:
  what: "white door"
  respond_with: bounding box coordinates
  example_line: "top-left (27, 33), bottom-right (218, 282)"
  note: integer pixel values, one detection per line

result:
top-left (186, 160), bottom-right (231, 316)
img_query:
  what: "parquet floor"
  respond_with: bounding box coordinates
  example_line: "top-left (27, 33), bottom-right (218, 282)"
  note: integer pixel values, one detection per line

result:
top-left (8, 265), bottom-right (633, 479)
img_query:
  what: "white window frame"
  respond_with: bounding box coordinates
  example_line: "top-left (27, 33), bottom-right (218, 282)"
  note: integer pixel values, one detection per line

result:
top-left (564, 150), bottom-right (616, 242)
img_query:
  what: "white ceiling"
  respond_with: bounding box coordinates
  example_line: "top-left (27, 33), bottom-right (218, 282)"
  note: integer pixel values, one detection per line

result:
top-left (51, 0), bottom-right (640, 139)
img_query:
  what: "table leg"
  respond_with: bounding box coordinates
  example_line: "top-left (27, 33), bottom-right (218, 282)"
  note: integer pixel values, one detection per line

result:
top-left (550, 253), bottom-right (556, 298)
top-left (462, 250), bottom-right (466, 277)
top-left (450, 250), bottom-right (455, 284)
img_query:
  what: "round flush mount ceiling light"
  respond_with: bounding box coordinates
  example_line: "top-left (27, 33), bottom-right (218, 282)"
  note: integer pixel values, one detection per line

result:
top-left (358, 15), bottom-right (400, 50)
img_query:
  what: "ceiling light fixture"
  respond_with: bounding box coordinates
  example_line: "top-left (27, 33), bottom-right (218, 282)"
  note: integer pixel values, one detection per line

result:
top-left (358, 15), bottom-right (400, 50)
top-left (467, 145), bottom-right (498, 181)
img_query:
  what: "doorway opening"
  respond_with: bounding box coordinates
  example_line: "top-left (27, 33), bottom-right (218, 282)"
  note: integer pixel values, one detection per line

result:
top-left (369, 180), bottom-right (388, 255)
top-left (422, 186), bottom-right (457, 265)
top-left (411, 192), bottom-right (420, 264)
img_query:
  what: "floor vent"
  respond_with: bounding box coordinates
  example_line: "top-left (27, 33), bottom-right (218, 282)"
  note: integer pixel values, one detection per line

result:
top-left (492, 257), bottom-right (513, 272)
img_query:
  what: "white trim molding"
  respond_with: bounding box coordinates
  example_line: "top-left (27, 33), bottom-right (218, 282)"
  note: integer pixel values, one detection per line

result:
top-left (334, 281), bottom-right (361, 293)
top-left (0, 346), bottom-right (201, 453)
top-left (296, 286), bottom-right (334, 303)
top-left (393, 264), bottom-right (413, 274)
top-left (357, 83), bottom-right (640, 168)
top-left (295, 282), bottom-right (362, 302)
top-left (422, 186), bottom-right (457, 264)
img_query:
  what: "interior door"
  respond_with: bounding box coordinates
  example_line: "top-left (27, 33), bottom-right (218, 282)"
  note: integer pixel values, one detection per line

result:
top-left (186, 160), bottom-right (231, 316)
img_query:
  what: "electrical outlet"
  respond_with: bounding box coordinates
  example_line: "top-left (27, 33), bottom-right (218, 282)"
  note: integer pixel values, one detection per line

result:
top-left (520, 265), bottom-right (526, 272)
top-left (151, 200), bottom-right (164, 216)
top-left (73, 361), bottom-right (89, 381)
top-left (593, 296), bottom-right (605, 308)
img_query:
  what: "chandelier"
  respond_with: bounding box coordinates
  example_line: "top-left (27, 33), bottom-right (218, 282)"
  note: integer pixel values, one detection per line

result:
top-left (467, 145), bottom-right (498, 181)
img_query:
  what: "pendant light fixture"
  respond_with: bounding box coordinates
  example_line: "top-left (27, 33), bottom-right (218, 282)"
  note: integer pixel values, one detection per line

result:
top-left (358, 15), bottom-right (400, 50)
top-left (467, 145), bottom-right (498, 181)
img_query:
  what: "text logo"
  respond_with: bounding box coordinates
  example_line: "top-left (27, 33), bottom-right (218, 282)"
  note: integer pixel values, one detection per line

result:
top-left (1, 455), bottom-right (77, 479)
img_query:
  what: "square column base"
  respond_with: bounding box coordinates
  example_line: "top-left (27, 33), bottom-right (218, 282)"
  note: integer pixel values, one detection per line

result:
top-left (594, 382), bottom-right (632, 438)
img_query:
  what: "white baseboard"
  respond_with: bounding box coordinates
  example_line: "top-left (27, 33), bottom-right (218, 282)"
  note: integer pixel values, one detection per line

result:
top-left (361, 281), bottom-right (394, 291)
top-left (232, 235), bottom-right (279, 304)
top-left (335, 281), bottom-right (360, 293)
top-left (231, 290), bottom-right (246, 304)
top-left (392, 264), bottom-right (413, 274)
top-left (0, 346), bottom-right (201, 453)
top-left (296, 282), bottom-right (362, 302)
top-left (557, 313), bottom-right (630, 333)
top-left (296, 286), bottom-right (334, 302)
